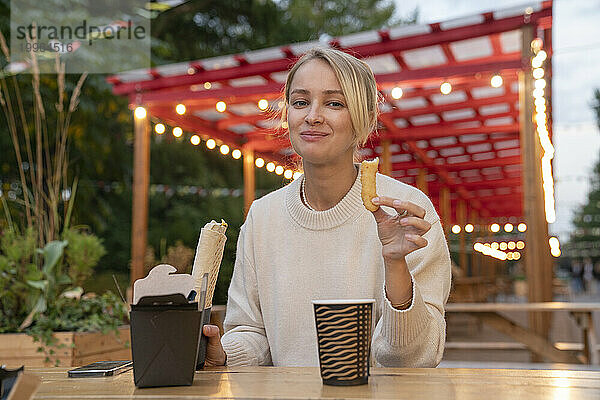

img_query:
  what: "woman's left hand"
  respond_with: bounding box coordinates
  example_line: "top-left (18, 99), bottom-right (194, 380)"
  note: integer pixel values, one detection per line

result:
top-left (371, 196), bottom-right (431, 261)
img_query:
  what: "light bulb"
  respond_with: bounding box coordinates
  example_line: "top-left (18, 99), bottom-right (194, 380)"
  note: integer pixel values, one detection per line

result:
top-left (134, 106), bottom-right (146, 119)
top-left (440, 82), bottom-right (452, 95)
top-left (255, 158), bottom-right (265, 168)
top-left (490, 74), bottom-right (503, 88)
top-left (391, 87), bottom-right (403, 99)
top-left (176, 103), bottom-right (186, 115)
top-left (154, 123), bottom-right (165, 134)
top-left (216, 101), bottom-right (227, 112)
top-left (533, 68), bottom-right (544, 79)
top-left (258, 99), bottom-right (269, 110)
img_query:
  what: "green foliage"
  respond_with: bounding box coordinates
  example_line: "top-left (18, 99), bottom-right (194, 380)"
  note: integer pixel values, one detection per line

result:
top-left (0, 227), bottom-right (127, 365)
top-left (63, 228), bottom-right (107, 286)
top-left (566, 89), bottom-right (600, 259)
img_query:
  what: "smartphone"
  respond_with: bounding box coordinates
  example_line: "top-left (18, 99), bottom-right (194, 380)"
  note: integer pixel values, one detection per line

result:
top-left (67, 360), bottom-right (133, 378)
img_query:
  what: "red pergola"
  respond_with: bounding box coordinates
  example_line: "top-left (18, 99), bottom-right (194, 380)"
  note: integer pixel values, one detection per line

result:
top-left (108, 1), bottom-right (554, 329)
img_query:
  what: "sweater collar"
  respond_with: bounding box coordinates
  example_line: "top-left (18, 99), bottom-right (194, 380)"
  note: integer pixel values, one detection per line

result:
top-left (285, 165), bottom-right (365, 230)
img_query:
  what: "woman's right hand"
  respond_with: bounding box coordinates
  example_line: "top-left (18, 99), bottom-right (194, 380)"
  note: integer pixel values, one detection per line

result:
top-left (202, 324), bottom-right (227, 366)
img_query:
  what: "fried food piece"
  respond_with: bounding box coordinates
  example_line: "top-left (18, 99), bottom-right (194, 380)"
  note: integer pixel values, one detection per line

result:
top-left (360, 157), bottom-right (379, 211)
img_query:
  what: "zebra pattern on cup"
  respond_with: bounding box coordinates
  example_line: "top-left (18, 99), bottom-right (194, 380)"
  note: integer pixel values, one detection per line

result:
top-left (313, 302), bottom-right (372, 383)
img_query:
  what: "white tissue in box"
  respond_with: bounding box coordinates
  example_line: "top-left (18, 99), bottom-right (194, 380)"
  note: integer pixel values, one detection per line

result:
top-left (132, 264), bottom-right (195, 305)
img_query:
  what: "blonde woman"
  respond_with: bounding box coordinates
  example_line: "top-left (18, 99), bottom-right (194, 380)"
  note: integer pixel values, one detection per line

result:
top-left (202, 48), bottom-right (451, 367)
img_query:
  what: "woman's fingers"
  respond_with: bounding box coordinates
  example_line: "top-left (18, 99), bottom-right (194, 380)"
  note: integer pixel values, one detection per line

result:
top-left (203, 324), bottom-right (227, 366)
top-left (400, 216), bottom-right (431, 235)
top-left (406, 234), bottom-right (428, 249)
top-left (372, 196), bottom-right (426, 219)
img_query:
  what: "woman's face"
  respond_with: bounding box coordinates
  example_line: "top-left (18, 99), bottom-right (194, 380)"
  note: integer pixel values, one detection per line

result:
top-left (287, 59), bottom-right (355, 166)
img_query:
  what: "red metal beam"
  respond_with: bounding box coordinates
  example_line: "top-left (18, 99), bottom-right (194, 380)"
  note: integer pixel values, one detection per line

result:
top-left (385, 76), bottom-right (518, 101)
top-left (109, 5), bottom-right (551, 96)
top-left (376, 59), bottom-right (521, 85)
top-left (428, 177), bottom-right (521, 190)
top-left (380, 123), bottom-right (519, 141)
top-left (392, 155), bottom-right (521, 172)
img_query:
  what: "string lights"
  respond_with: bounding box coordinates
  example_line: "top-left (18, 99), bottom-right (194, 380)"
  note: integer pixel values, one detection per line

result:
top-left (549, 236), bottom-right (561, 257)
top-left (473, 242), bottom-right (523, 261)
top-left (531, 39), bottom-right (556, 223)
top-left (449, 223), bottom-right (528, 233)
top-left (135, 102), bottom-right (301, 188)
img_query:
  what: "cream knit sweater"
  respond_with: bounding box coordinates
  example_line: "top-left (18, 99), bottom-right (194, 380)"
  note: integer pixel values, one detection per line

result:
top-left (221, 169), bottom-right (451, 367)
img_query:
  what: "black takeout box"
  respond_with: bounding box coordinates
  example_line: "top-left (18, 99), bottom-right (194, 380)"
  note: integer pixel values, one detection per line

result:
top-left (130, 294), bottom-right (208, 388)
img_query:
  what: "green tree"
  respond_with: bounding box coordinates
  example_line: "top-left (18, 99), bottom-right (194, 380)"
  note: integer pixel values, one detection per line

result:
top-left (565, 89), bottom-right (600, 260)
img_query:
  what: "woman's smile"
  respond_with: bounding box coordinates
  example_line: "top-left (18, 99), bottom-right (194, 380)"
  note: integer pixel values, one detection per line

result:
top-left (300, 130), bottom-right (330, 142)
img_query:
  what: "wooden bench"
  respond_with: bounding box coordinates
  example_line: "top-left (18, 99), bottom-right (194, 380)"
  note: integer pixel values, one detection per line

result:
top-left (446, 302), bottom-right (600, 365)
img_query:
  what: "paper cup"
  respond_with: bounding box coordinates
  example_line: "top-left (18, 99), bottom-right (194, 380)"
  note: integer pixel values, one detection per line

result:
top-left (312, 299), bottom-right (375, 386)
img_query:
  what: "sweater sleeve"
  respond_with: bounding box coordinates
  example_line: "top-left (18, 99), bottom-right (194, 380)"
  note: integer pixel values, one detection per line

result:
top-left (371, 216), bottom-right (451, 367)
top-left (220, 209), bottom-right (272, 366)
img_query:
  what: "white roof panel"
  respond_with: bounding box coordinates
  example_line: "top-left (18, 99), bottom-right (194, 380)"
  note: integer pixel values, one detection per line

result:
top-left (410, 114), bottom-right (440, 126)
top-left (401, 45), bottom-right (447, 69)
top-left (431, 91), bottom-right (467, 105)
top-left (244, 47), bottom-right (285, 63)
top-left (363, 54), bottom-right (400, 74)
top-left (450, 37), bottom-right (493, 61)
top-left (440, 14), bottom-right (485, 30)
top-left (228, 103), bottom-right (259, 116)
top-left (396, 96), bottom-right (428, 110)
top-left (388, 24), bottom-right (432, 39)
top-left (499, 30), bottom-right (521, 53)
top-left (471, 86), bottom-right (505, 99)
top-left (479, 103), bottom-right (510, 115)
top-left (229, 76), bottom-right (267, 87)
top-left (201, 55), bottom-right (238, 70)
top-left (338, 30), bottom-right (381, 48)
top-left (442, 108), bottom-right (476, 121)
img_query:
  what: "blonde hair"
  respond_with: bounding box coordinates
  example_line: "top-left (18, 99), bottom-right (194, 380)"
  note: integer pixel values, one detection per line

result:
top-left (281, 47), bottom-right (379, 149)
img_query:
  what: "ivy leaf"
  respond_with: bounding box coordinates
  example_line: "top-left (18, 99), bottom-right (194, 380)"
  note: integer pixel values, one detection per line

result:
top-left (41, 240), bottom-right (68, 275)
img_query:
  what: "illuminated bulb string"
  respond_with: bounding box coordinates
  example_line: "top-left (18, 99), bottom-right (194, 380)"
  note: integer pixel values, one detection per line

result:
top-left (531, 46), bottom-right (556, 223)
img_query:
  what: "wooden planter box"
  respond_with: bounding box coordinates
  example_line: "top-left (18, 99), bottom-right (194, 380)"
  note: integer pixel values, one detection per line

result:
top-left (0, 326), bottom-right (131, 367)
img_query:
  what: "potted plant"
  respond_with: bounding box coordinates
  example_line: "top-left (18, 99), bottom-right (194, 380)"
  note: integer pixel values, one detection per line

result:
top-left (0, 32), bottom-right (129, 367)
top-left (0, 227), bottom-right (130, 366)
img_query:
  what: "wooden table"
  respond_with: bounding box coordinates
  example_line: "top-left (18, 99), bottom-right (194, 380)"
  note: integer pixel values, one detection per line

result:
top-left (27, 366), bottom-right (600, 399)
top-left (446, 302), bottom-right (600, 365)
